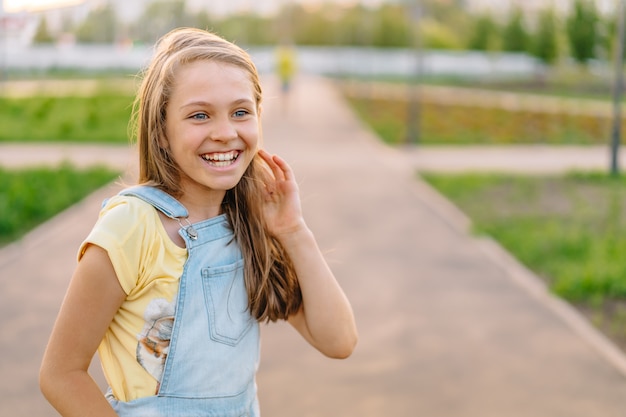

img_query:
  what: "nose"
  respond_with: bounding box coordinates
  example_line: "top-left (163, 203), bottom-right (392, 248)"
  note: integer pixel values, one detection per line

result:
top-left (209, 115), bottom-right (237, 142)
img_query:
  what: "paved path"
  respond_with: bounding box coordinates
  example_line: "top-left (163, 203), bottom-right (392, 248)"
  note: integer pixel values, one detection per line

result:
top-left (2, 76), bottom-right (626, 416)
top-left (406, 144), bottom-right (626, 174)
top-left (2, 141), bottom-right (624, 176)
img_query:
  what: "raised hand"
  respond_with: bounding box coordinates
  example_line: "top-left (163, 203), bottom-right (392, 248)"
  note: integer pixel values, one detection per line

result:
top-left (258, 149), bottom-right (306, 239)
top-left (257, 150), bottom-right (357, 358)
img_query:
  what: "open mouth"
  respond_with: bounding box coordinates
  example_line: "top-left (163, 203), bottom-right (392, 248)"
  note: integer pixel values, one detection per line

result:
top-left (201, 151), bottom-right (240, 167)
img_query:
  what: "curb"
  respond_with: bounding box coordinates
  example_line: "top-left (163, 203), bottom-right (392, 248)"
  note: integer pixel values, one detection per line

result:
top-left (476, 236), bottom-right (626, 379)
top-left (338, 84), bottom-right (626, 378)
top-left (412, 170), bottom-right (626, 380)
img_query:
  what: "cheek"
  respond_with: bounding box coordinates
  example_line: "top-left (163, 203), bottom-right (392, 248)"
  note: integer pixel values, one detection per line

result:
top-left (166, 123), bottom-right (203, 152)
top-left (243, 123), bottom-right (261, 146)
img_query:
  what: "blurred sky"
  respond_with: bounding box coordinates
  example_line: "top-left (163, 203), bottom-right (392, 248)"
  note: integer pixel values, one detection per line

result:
top-left (4, 0), bottom-right (389, 13)
top-left (2, 0), bottom-right (615, 15)
top-left (4, 0), bottom-right (83, 12)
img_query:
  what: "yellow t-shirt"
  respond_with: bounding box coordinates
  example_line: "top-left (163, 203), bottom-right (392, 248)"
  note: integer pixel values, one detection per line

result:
top-left (79, 195), bottom-right (187, 402)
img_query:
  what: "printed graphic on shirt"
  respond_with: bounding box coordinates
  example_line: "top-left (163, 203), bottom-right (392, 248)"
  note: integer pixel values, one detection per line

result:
top-left (136, 298), bottom-right (176, 392)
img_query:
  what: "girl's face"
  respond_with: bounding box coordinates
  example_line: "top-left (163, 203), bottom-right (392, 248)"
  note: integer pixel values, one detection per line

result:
top-left (164, 60), bottom-right (260, 202)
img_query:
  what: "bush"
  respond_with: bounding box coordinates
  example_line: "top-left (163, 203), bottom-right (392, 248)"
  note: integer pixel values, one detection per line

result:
top-left (347, 97), bottom-right (611, 145)
top-left (0, 94), bottom-right (134, 143)
top-left (0, 164), bottom-right (119, 246)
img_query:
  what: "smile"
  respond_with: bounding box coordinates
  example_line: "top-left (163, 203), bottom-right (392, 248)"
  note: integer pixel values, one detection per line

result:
top-left (201, 151), bottom-right (240, 167)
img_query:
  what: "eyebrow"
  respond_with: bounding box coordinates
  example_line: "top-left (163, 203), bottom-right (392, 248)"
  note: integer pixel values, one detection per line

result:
top-left (179, 98), bottom-right (255, 110)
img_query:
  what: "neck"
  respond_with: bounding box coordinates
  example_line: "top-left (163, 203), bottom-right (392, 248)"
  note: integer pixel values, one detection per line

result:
top-left (178, 190), bottom-right (226, 222)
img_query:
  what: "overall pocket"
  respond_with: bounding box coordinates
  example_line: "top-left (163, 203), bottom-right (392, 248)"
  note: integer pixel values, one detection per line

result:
top-left (202, 259), bottom-right (254, 346)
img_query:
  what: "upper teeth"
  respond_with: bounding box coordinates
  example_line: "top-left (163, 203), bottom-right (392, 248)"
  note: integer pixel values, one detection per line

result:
top-left (203, 152), bottom-right (237, 161)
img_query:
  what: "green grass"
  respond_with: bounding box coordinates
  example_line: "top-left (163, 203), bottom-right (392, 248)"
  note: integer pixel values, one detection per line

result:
top-left (422, 171), bottom-right (626, 350)
top-left (0, 94), bottom-right (135, 143)
top-left (0, 164), bottom-right (120, 246)
top-left (422, 171), bottom-right (626, 304)
top-left (347, 97), bottom-right (611, 145)
top-left (346, 76), bottom-right (626, 349)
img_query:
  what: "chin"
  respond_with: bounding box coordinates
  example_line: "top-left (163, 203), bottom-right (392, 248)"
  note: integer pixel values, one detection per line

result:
top-left (211, 179), bottom-right (244, 192)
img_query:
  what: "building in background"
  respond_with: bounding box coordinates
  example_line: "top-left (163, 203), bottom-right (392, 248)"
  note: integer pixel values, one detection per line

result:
top-left (1, 0), bottom-right (286, 45)
top-left (1, 7), bottom-right (37, 46)
top-left (1, 0), bottom-right (91, 46)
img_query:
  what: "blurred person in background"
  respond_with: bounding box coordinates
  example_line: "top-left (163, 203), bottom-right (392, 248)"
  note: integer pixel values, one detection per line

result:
top-left (275, 43), bottom-right (297, 111)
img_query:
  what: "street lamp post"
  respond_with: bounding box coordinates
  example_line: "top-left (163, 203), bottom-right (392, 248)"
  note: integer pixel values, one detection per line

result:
top-left (610, 0), bottom-right (625, 176)
top-left (0, 1), bottom-right (5, 86)
top-left (406, 0), bottom-right (423, 145)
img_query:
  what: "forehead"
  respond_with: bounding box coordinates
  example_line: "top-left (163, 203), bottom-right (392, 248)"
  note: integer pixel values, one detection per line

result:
top-left (169, 60), bottom-right (255, 103)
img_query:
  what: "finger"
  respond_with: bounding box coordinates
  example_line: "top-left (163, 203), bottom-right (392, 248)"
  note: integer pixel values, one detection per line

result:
top-left (258, 149), bottom-right (285, 181)
top-left (258, 149), bottom-right (272, 164)
top-left (270, 154), bottom-right (295, 182)
top-left (258, 149), bottom-right (276, 170)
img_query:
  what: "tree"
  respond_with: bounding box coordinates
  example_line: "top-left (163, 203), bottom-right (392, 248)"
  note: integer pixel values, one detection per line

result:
top-left (599, 7), bottom-right (626, 62)
top-left (371, 5), bottom-right (412, 48)
top-left (566, 0), bottom-right (599, 65)
top-left (467, 13), bottom-right (497, 51)
top-left (215, 13), bottom-right (275, 46)
top-left (75, 4), bottom-right (118, 43)
top-left (531, 7), bottom-right (559, 64)
top-left (192, 11), bottom-right (214, 33)
top-left (502, 7), bottom-right (529, 53)
top-left (420, 19), bottom-right (464, 50)
top-left (33, 16), bottom-right (54, 44)
top-left (288, 5), bottom-right (337, 46)
top-left (133, 0), bottom-right (194, 44)
top-left (334, 5), bottom-right (370, 46)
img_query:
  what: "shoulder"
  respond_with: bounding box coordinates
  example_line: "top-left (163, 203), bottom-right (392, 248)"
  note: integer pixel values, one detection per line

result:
top-left (81, 193), bottom-right (184, 294)
top-left (87, 194), bottom-right (162, 252)
top-left (100, 194), bottom-right (157, 220)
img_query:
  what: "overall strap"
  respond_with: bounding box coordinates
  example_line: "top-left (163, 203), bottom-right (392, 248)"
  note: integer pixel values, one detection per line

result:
top-left (119, 185), bottom-right (189, 219)
top-left (119, 185), bottom-right (200, 241)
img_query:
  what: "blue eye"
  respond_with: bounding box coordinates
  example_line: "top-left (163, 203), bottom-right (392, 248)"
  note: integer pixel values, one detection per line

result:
top-left (191, 113), bottom-right (208, 120)
top-left (233, 110), bottom-right (249, 118)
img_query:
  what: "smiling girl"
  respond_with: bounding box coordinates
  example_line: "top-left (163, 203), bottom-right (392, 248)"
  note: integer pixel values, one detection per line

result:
top-left (39, 27), bottom-right (357, 417)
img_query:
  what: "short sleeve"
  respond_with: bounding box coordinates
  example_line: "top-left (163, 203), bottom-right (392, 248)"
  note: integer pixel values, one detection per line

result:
top-left (78, 196), bottom-right (152, 295)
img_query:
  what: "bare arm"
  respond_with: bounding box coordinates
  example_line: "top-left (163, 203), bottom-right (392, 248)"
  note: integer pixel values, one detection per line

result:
top-left (282, 227), bottom-right (358, 359)
top-left (40, 244), bottom-right (126, 417)
top-left (259, 150), bottom-right (358, 358)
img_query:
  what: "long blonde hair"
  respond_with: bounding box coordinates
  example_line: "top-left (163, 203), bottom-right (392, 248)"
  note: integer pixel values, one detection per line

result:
top-left (132, 27), bottom-right (301, 322)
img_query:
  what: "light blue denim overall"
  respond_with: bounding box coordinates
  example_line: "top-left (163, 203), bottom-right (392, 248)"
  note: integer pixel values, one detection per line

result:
top-left (107, 185), bottom-right (261, 417)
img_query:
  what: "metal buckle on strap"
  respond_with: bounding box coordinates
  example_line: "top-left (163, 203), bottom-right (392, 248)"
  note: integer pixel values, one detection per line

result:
top-left (177, 217), bottom-right (198, 240)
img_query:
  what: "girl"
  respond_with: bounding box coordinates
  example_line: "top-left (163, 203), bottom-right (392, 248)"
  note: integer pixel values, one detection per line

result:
top-left (40, 27), bottom-right (357, 417)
